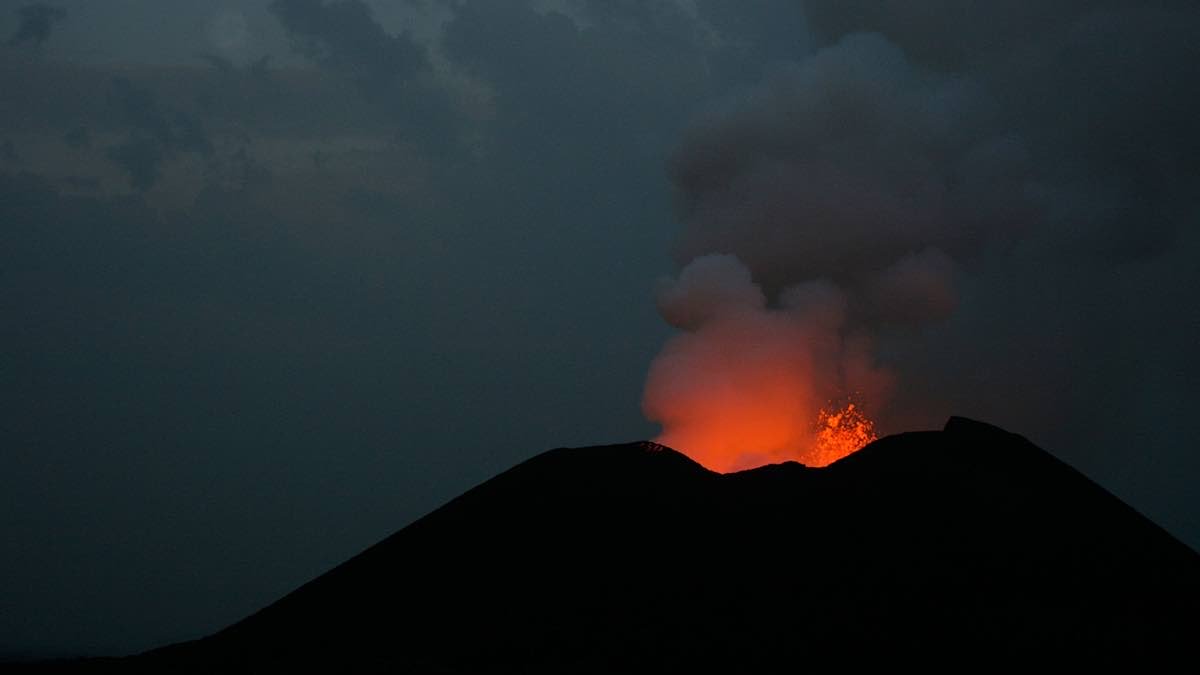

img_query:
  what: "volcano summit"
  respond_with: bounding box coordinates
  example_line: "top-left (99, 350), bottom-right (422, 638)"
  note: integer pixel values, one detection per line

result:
top-left (48, 418), bottom-right (1200, 671)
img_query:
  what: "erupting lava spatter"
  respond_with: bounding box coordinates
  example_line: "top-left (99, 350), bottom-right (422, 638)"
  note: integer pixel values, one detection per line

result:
top-left (651, 399), bottom-right (879, 473)
top-left (811, 403), bottom-right (877, 468)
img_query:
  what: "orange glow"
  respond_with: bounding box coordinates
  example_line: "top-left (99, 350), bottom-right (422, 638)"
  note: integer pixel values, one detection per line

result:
top-left (655, 401), bottom-right (878, 473)
top-left (810, 403), bottom-right (877, 468)
top-left (643, 255), bottom-right (893, 474)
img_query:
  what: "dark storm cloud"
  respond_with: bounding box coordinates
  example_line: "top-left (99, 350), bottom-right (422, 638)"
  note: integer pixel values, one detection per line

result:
top-left (269, 0), bottom-right (427, 83)
top-left (0, 0), bottom-right (724, 658)
top-left (653, 0), bottom-right (1200, 546)
top-left (1, 138), bottom-right (17, 162)
top-left (62, 125), bottom-right (90, 149)
top-left (8, 3), bottom-right (65, 46)
top-left (197, 51), bottom-right (237, 76)
top-left (104, 76), bottom-right (211, 190)
top-left (693, 0), bottom-right (811, 79)
top-left (441, 0), bottom-right (713, 170)
top-left (267, 0), bottom-right (452, 137)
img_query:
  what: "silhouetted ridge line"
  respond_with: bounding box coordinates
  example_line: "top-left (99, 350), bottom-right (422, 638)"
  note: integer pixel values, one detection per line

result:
top-left (89, 418), bottom-right (1199, 671)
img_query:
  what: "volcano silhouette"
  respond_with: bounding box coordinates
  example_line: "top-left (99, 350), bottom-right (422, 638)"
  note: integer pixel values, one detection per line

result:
top-left (101, 418), bottom-right (1200, 670)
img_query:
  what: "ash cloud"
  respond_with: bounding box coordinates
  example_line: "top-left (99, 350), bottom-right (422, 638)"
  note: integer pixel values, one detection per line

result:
top-left (644, 32), bottom-right (1008, 462)
top-left (645, 0), bottom-right (1200, 500)
top-left (668, 32), bottom-right (1024, 291)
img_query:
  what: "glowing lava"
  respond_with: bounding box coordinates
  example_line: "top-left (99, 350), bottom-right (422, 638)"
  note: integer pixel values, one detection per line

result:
top-left (654, 401), bottom-right (878, 473)
top-left (810, 403), bottom-right (878, 468)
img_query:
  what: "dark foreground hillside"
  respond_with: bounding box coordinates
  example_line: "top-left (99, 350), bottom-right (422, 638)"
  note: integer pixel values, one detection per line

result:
top-left (27, 418), bottom-right (1200, 671)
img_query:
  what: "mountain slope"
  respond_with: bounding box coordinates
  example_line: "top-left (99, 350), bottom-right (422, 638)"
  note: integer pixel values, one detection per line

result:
top-left (133, 417), bottom-right (1200, 670)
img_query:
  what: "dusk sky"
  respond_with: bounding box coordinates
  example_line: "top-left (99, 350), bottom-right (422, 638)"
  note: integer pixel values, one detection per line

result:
top-left (2, 0), bottom-right (1197, 659)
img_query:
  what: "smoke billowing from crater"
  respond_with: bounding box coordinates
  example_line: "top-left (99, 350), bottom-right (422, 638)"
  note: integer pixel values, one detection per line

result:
top-left (643, 33), bottom-right (1007, 469)
top-left (643, 254), bottom-right (891, 471)
top-left (643, 4), bottom-right (1200, 474)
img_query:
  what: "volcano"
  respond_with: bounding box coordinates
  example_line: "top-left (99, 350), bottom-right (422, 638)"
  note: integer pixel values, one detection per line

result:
top-left (71, 418), bottom-right (1200, 670)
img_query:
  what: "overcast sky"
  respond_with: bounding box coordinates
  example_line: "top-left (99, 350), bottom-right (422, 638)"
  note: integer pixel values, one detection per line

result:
top-left (2, 0), bottom-right (1197, 660)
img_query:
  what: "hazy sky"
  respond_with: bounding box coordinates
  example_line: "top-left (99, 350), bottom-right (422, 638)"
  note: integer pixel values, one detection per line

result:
top-left (2, 0), bottom-right (1197, 659)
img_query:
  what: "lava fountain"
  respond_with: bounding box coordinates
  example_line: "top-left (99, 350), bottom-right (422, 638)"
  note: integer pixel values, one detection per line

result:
top-left (811, 403), bottom-right (878, 468)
